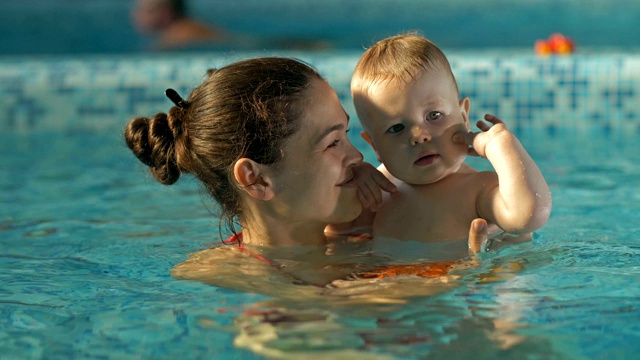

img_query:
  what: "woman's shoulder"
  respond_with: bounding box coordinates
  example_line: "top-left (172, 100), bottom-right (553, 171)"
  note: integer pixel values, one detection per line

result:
top-left (171, 246), bottom-right (243, 280)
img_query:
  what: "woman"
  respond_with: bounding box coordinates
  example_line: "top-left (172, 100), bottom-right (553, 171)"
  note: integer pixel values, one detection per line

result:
top-left (124, 57), bottom-right (489, 297)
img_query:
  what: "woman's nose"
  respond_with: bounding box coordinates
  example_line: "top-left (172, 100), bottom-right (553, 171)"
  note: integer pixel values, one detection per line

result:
top-left (346, 140), bottom-right (364, 165)
top-left (411, 125), bottom-right (432, 145)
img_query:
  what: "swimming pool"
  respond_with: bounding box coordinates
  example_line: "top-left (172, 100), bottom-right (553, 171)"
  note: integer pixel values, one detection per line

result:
top-left (3, 51), bottom-right (640, 359)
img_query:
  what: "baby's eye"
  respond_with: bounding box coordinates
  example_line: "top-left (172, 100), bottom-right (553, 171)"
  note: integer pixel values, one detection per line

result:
top-left (427, 111), bottom-right (443, 121)
top-left (386, 124), bottom-right (405, 134)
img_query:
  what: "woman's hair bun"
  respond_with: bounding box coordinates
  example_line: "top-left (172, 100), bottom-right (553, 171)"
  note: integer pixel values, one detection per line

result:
top-left (125, 113), bottom-right (181, 185)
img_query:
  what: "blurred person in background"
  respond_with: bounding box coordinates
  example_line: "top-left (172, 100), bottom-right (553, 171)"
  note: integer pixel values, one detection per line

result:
top-left (132, 0), bottom-right (228, 50)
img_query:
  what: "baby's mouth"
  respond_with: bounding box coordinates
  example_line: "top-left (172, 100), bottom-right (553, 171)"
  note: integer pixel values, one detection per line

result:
top-left (414, 154), bottom-right (439, 166)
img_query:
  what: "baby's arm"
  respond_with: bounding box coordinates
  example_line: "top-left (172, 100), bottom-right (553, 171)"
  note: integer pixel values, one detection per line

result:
top-left (453, 114), bottom-right (552, 234)
top-left (324, 162), bottom-right (396, 235)
top-left (353, 162), bottom-right (397, 212)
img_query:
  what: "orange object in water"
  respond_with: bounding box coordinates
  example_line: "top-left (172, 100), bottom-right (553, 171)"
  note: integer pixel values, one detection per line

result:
top-left (535, 33), bottom-right (575, 56)
top-left (553, 39), bottom-right (575, 55)
top-left (548, 33), bottom-right (575, 54)
top-left (534, 39), bottom-right (552, 56)
top-left (358, 260), bottom-right (460, 279)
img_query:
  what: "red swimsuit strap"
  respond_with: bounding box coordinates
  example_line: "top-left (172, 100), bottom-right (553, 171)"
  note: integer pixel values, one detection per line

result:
top-left (346, 233), bottom-right (374, 241)
top-left (223, 232), bottom-right (283, 270)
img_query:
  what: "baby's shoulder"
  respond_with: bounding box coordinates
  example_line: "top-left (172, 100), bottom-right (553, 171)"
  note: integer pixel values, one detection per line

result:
top-left (468, 170), bottom-right (499, 187)
top-left (441, 164), bottom-right (495, 185)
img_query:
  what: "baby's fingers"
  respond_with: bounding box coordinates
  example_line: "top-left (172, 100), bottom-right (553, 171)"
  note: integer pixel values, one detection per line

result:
top-left (476, 114), bottom-right (507, 132)
top-left (453, 131), bottom-right (484, 157)
top-left (484, 114), bottom-right (505, 125)
top-left (476, 120), bottom-right (491, 132)
top-left (371, 168), bottom-right (397, 194)
top-left (466, 147), bottom-right (481, 157)
top-left (352, 162), bottom-right (396, 210)
top-left (452, 130), bottom-right (476, 146)
top-left (356, 173), bottom-right (384, 210)
top-left (357, 187), bottom-right (379, 212)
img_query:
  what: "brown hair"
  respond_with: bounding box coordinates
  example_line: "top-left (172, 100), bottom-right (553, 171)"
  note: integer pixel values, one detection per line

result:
top-left (351, 33), bottom-right (458, 94)
top-left (124, 57), bottom-right (323, 236)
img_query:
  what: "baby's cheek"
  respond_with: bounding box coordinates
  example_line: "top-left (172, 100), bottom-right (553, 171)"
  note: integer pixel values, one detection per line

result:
top-left (443, 126), bottom-right (470, 160)
top-left (441, 123), bottom-right (468, 144)
top-left (453, 122), bottom-right (470, 134)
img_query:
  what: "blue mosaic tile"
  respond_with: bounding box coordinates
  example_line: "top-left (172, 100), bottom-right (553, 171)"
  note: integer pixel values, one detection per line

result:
top-left (2, 52), bottom-right (640, 135)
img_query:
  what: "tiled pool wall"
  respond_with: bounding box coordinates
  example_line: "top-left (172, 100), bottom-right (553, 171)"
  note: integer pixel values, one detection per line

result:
top-left (2, 52), bottom-right (639, 135)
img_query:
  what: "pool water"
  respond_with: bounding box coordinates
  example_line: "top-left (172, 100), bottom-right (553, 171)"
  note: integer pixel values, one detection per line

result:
top-left (2, 126), bottom-right (639, 359)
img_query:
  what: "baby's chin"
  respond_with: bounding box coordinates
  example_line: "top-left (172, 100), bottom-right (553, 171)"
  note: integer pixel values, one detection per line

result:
top-left (390, 169), bottom-right (450, 186)
top-left (392, 174), bottom-right (438, 186)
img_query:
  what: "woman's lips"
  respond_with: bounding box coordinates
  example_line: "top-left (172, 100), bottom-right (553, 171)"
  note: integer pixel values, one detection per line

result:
top-left (414, 153), bottom-right (439, 166)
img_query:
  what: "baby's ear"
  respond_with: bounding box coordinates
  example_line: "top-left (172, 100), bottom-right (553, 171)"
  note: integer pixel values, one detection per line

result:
top-left (233, 158), bottom-right (274, 201)
top-left (459, 97), bottom-right (471, 131)
top-left (360, 130), bottom-right (374, 147)
top-left (361, 131), bottom-right (383, 163)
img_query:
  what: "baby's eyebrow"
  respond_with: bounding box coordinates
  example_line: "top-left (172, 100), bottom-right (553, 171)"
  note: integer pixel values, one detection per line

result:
top-left (375, 116), bottom-right (401, 129)
top-left (422, 96), bottom-right (447, 108)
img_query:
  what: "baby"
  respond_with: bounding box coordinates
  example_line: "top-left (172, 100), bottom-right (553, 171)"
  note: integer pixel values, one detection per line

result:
top-left (348, 34), bottom-right (552, 243)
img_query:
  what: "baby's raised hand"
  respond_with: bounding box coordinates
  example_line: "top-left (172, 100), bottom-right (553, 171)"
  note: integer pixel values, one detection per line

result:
top-left (353, 162), bottom-right (397, 212)
top-left (452, 114), bottom-right (512, 158)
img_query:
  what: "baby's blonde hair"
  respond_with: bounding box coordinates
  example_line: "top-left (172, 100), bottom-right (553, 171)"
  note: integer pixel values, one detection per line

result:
top-left (351, 33), bottom-right (458, 95)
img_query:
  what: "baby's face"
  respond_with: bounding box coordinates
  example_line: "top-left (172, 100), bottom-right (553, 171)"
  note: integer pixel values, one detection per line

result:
top-left (355, 65), bottom-right (471, 185)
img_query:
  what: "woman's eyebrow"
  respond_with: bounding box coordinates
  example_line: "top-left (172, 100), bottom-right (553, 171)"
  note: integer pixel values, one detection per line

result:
top-left (315, 123), bottom-right (345, 144)
top-left (315, 113), bottom-right (350, 144)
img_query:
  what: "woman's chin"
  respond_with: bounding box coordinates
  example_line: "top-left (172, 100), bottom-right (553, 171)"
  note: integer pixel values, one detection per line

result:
top-left (337, 202), bottom-right (363, 223)
top-left (323, 193), bottom-right (363, 225)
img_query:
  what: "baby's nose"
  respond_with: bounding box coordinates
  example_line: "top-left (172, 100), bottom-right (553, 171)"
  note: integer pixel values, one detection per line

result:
top-left (411, 126), bottom-right (432, 145)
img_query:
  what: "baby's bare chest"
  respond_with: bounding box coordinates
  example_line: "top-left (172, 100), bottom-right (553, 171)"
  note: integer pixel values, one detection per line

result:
top-left (373, 179), bottom-right (481, 242)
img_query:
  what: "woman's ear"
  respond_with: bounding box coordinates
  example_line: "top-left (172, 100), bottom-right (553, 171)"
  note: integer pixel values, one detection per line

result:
top-left (459, 97), bottom-right (471, 131)
top-left (233, 158), bottom-right (274, 201)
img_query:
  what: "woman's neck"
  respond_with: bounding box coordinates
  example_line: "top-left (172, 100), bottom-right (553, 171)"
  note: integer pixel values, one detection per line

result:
top-left (240, 216), bottom-right (328, 247)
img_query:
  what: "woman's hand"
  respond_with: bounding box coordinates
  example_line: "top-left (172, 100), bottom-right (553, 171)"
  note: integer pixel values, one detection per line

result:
top-left (468, 218), bottom-right (489, 255)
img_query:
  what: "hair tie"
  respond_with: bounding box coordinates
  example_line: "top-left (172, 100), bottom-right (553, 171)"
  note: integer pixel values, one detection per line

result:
top-left (165, 88), bottom-right (189, 109)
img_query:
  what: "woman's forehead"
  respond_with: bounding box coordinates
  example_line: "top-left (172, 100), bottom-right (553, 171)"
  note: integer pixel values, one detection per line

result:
top-left (290, 79), bottom-right (347, 143)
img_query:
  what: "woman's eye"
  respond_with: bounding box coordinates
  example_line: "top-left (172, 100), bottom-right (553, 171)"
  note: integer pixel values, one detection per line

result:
top-left (427, 111), bottom-right (443, 121)
top-left (327, 128), bottom-right (349, 149)
top-left (386, 124), bottom-right (405, 134)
